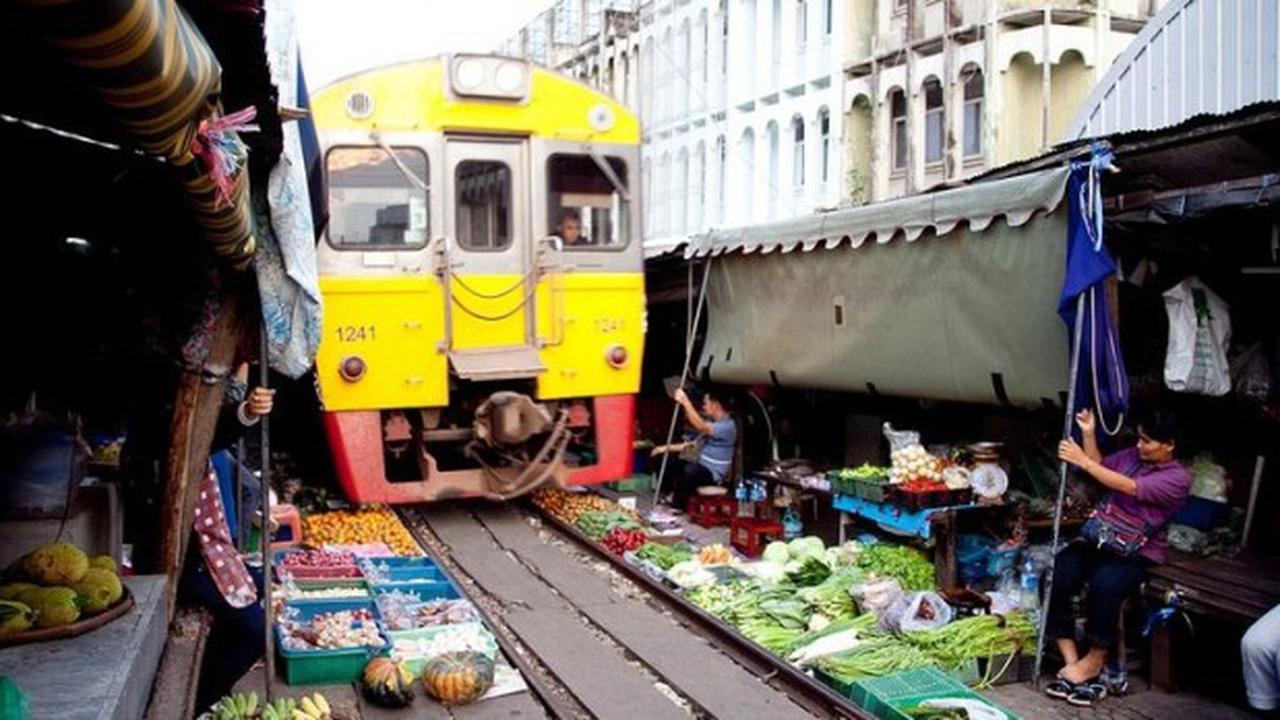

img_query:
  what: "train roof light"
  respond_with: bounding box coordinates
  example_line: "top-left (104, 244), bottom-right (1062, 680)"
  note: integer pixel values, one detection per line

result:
top-left (448, 54), bottom-right (530, 101)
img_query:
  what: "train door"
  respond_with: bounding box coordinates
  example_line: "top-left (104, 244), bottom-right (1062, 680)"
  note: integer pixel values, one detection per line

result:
top-left (441, 137), bottom-right (543, 381)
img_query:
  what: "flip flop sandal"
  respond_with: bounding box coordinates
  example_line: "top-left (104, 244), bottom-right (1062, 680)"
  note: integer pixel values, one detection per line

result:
top-left (1067, 682), bottom-right (1108, 707)
top-left (1044, 678), bottom-right (1076, 700)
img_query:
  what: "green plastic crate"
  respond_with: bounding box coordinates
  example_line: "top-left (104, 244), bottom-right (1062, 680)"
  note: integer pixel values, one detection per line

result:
top-left (851, 668), bottom-right (1019, 720)
top-left (610, 474), bottom-right (653, 493)
top-left (387, 622), bottom-right (499, 677)
top-left (277, 600), bottom-right (388, 686)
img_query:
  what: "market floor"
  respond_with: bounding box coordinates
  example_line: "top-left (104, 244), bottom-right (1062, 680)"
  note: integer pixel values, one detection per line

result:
top-left (985, 678), bottom-right (1260, 719)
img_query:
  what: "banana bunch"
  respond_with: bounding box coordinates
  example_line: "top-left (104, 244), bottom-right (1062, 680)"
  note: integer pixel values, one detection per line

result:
top-left (204, 692), bottom-right (258, 720)
top-left (262, 693), bottom-right (331, 720)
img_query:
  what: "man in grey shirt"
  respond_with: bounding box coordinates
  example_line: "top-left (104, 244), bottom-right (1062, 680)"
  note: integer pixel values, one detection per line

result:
top-left (651, 387), bottom-right (736, 510)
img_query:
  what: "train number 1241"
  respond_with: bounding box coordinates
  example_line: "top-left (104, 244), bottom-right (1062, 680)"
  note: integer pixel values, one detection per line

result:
top-left (335, 325), bottom-right (376, 343)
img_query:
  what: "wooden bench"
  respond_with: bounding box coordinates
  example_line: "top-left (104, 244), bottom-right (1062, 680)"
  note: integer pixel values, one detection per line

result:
top-left (1144, 551), bottom-right (1280, 690)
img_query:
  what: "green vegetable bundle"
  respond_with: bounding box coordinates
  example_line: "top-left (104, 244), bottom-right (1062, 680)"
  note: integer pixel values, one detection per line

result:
top-left (798, 574), bottom-right (858, 621)
top-left (574, 510), bottom-right (641, 540)
top-left (816, 637), bottom-right (934, 680)
top-left (855, 544), bottom-right (935, 591)
top-left (634, 542), bottom-right (693, 571)
top-left (903, 612), bottom-right (1037, 671)
top-left (786, 556), bottom-right (833, 587)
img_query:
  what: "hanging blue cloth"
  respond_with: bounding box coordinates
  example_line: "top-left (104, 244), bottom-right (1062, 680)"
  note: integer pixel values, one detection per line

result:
top-left (1058, 145), bottom-right (1129, 437)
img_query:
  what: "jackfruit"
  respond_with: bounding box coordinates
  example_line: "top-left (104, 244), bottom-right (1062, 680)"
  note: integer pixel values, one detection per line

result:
top-left (17, 586), bottom-right (81, 628)
top-left (71, 568), bottom-right (122, 614)
top-left (22, 543), bottom-right (88, 586)
top-left (0, 582), bottom-right (37, 601)
top-left (0, 600), bottom-right (33, 636)
top-left (89, 556), bottom-right (117, 574)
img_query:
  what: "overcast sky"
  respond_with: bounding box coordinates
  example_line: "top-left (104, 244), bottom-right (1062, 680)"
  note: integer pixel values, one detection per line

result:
top-left (296, 1), bottom-right (552, 90)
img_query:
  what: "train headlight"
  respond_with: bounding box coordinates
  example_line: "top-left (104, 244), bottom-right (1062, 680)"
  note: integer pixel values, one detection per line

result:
top-left (448, 54), bottom-right (530, 101)
top-left (339, 355), bottom-right (367, 382)
top-left (453, 58), bottom-right (486, 92)
top-left (494, 62), bottom-right (527, 94)
top-left (606, 345), bottom-right (629, 369)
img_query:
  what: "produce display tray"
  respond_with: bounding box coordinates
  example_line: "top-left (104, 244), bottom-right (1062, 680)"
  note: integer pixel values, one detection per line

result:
top-left (387, 622), bottom-right (499, 677)
top-left (274, 550), bottom-right (362, 580)
top-left (853, 476), bottom-right (893, 503)
top-left (281, 579), bottom-right (371, 604)
top-left (889, 487), bottom-right (973, 512)
top-left (276, 599), bottom-right (388, 686)
top-left (369, 580), bottom-right (460, 601)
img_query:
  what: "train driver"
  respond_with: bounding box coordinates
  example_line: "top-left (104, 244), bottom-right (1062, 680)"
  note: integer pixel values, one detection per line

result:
top-left (555, 208), bottom-right (592, 247)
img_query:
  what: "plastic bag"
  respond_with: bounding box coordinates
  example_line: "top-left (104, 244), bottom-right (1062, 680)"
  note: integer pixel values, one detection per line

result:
top-left (1231, 343), bottom-right (1273, 404)
top-left (1189, 454), bottom-right (1229, 502)
top-left (880, 591), bottom-right (954, 633)
top-left (851, 576), bottom-right (903, 617)
top-left (883, 424), bottom-right (940, 484)
top-left (1163, 277), bottom-right (1231, 396)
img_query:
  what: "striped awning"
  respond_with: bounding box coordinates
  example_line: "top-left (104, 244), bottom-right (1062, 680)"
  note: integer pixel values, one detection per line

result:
top-left (18, 0), bottom-right (256, 267)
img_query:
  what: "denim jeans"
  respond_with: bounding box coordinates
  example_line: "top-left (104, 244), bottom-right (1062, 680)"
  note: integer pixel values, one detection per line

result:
top-left (1045, 541), bottom-right (1149, 650)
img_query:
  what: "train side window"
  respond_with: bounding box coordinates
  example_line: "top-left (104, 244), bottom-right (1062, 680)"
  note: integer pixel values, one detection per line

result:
top-left (326, 146), bottom-right (429, 249)
top-left (455, 161), bottom-right (512, 251)
top-left (546, 154), bottom-right (629, 249)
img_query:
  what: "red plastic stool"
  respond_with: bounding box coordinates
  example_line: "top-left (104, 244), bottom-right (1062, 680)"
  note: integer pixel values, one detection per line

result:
top-left (686, 494), bottom-right (737, 527)
top-left (730, 517), bottom-right (784, 558)
top-left (270, 503), bottom-right (304, 550)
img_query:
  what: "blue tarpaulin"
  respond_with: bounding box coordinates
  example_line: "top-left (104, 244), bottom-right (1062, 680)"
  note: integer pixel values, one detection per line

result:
top-left (1059, 147), bottom-right (1129, 435)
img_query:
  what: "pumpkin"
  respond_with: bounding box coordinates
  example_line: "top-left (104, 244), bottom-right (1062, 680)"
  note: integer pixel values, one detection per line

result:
top-left (420, 651), bottom-right (495, 706)
top-left (361, 656), bottom-right (415, 708)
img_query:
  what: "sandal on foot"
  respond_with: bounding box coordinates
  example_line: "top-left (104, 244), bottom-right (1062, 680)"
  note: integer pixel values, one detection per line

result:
top-left (1067, 682), bottom-right (1108, 707)
top-left (1044, 678), bottom-right (1076, 700)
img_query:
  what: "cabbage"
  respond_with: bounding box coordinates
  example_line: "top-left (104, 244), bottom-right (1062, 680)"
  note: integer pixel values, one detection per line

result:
top-left (762, 541), bottom-right (791, 564)
top-left (744, 561), bottom-right (787, 584)
top-left (788, 536), bottom-right (826, 561)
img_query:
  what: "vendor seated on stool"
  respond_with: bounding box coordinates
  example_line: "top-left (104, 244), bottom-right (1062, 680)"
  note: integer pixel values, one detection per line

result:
top-left (651, 386), bottom-right (735, 511)
top-left (1044, 405), bottom-right (1190, 708)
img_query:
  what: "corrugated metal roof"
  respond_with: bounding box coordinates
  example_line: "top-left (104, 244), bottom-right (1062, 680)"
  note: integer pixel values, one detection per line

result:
top-left (1067, 0), bottom-right (1280, 141)
top-left (684, 166), bottom-right (1070, 258)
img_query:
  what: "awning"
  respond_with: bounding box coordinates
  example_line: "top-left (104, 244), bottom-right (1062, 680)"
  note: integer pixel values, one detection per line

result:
top-left (18, 0), bottom-right (256, 268)
top-left (693, 167), bottom-right (1074, 407)
top-left (686, 167), bottom-right (1070, 258)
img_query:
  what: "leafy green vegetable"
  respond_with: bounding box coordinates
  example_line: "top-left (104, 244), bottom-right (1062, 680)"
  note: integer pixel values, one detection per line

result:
top-left (762, 541), bottom-right (791, 564)
top-left (786, 555), bottom-right (833, 587)
top-left (855, 543), bottom-right (935, 591)
top-left (787, 536), bottom-right (826, 561)
top-left (575, 511), bottom-right (640, 540)
top-left (634, 542), bottom-right (693, 571)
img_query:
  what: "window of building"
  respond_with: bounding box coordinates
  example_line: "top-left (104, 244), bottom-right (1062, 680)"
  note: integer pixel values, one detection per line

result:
top-left (675, 149), bottom-right (688, 233)
top-left (890, 88), bottom-right (907, 171)
top-left (327, 146), bottom-right (428, 249)
top-left (818, 107), bottom-right (830, 184)
top-left (823, 0), bottom-right (832, 35)
top-left (924, 77), bottom-right (944, 164)
top-left (963, 68), bottom-right (984, 157)
top-left (694, 142), bottom-right (706, 229)
top-left (767, 121), bottom-right (780, 218)
top-left (791, 115), bottom-right (806, 187)
top-left (715, 135), bottom-right (727, 222)
top-left (700, 11), bottom-right (709, 85)
top-left (796, 0), bottom-right (807, 48)
top-left (720, 1), bottom-right (729, 77)
top-left (455, 160), bottom-right (511, 251)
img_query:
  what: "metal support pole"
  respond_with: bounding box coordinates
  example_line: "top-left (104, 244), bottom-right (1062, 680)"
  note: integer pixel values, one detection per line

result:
top-left (1243, 454), bottom-right (1266, 548)
top-left (653, 258), bottom-right (714, 507)
top-left (236, 438), bottom-right (247, 550)
top-left (1033, 291), bottom-right (1087, 688)
top-left (259, 332), bottom-right (274, 701)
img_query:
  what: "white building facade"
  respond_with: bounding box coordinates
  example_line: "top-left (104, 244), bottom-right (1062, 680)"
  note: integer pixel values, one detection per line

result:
top-left (502, 0), bottom-right (848, 253)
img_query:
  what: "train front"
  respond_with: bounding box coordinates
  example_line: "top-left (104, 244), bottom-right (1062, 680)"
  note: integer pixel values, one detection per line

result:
top-left (310, 55), bottom-right (645, 503)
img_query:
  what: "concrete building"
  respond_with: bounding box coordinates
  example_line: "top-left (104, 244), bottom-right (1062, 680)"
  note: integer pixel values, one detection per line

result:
top-left (841, 0), bottom-right (1166, 203)
top-left (502, 0), bottom-right (848, 254)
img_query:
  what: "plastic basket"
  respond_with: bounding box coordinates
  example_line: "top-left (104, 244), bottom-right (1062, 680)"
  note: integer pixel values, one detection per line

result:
top-left (370, 579), bottom-right (460, 601)
top-left (1171, 496), bottom-right (1233, 531)
top-left (851, 667), bottom-right (1018, 720)
top-left (274, 549), bottom-right (362, 580)
top-left (854, 475), bottom-right (893, 503)
top-left (358, 555), bottom-right (437, 569)
top-left (387, 622), bottom-right (499, 676)
top-left (276, 600), bottom-right (388, 685)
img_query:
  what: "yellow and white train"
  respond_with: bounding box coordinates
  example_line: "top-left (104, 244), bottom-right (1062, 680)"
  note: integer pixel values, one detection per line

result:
top-left (310, 55), bottom-right (645, 503)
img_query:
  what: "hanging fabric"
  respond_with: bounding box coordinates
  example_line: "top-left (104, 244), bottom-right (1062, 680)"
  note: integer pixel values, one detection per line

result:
top-left (1057, 145), bottom-right (1129, 435)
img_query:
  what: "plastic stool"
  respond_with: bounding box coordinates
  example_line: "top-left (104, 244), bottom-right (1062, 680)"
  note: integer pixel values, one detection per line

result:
top-left (730, 517), bottom-right (784, 558)
top-left (686, 494), bottom-right (737, 527)
top-left (270, 503), bottom-right (303, 550)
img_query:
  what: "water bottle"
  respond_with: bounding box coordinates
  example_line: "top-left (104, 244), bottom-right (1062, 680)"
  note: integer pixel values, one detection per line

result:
top-left (735, 479), bottom-right (752, 517)
top-left (1019, 554), bottom-right (1041, 623)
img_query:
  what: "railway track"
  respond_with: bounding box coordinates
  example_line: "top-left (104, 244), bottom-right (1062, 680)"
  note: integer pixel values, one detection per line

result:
top-left (398, 501), bottom-right (870, 720)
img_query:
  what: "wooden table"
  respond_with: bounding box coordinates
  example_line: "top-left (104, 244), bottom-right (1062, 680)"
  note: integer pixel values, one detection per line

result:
top-left (1144, 551), bottom-right (1280, 690)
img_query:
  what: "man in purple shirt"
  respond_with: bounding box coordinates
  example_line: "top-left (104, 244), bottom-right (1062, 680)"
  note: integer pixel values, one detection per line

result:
top-left (1044, 406), bottom-right (1191, 706)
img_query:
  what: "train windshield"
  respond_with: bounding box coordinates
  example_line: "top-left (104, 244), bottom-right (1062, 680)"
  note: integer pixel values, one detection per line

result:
top-left (547, 154), bottom-right (629, 249)
top-left (325, 147), bottom-right (429, 249)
